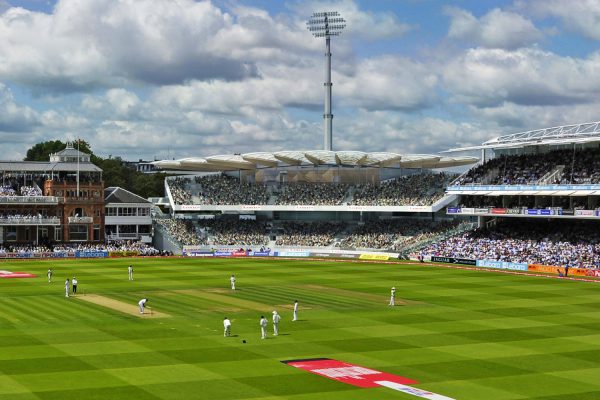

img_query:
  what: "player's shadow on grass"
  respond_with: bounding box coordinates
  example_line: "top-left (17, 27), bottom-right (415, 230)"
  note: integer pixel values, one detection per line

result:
top-left (276, 333), bottom-right (291, 336)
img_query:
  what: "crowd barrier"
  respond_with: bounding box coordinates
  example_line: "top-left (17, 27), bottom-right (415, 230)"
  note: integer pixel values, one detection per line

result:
top-left (182, 245), bottom-right (398, 260)
top-left (448, 207), bottom-right (600, 217)
top-left (477, 259), bottom-right (528, 271)
top-left (0, 251), bottom-right (108, 259)
top-left (424, 255), bottom-right (600, 277)
top-left (430, 256), bottom-right (477, 266)
top-left (527, 264), bottom-right (590, 277)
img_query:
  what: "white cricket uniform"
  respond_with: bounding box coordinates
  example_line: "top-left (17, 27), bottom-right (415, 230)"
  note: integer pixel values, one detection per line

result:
top-left (139, 298), bottom-right (147, 314)
top-left (293, 302), bottom-right (299, 321)
top-left (272, 312), bottom-right (281, 336)
top-left (65, 280), bottom-right (70, 297)
top-left (47, 269), bottom-right (52, 283)
top-left (128, 266), bottom-right (133, 281)
top-left (389, 288), bottom-right (396, 306)
top-left (223, 318), bottom-right (231, 337)
top-left (260, 317), bottom-right (268, 339)
top-left (230, 276), bottom-right (236, 290)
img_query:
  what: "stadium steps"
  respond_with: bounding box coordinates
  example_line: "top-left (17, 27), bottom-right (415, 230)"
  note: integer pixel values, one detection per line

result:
top-left (539, 165), bottom-right (565, 184)
top-left (431, 194), bottom-right (458, 212)
top-left (342, 187), bottom-right (355, 204)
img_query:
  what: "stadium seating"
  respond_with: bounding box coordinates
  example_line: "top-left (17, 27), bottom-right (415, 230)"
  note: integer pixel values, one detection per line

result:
top-left (168, 173), bottom-right (453, 207)
top-left (275, 183), bottom-right (348, 205)
top-left (351, 173), bottom-right (452, 206)
top-left (420, 219), bottom-right (600, 268)
top-left (454, 147), bottom-right (600, 186)
top-left (275, 222), bottom-right (344, 247)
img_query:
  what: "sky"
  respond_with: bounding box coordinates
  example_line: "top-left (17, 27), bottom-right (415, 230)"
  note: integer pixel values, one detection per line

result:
top-left (1, 0), bottom-right (600, 161)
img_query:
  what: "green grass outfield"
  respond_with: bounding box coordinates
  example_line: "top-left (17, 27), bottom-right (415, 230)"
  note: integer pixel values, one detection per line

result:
top-left (1, 257), bottom-right (599, 400)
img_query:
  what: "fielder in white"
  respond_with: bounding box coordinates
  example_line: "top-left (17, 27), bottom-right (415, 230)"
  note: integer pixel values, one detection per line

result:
top-left (128, 265), bottom-right (134, 281)
top-left (389, 286), bottom-right (396, 306)
top-left (272, 310), bottom-right (281, 336)
top-left (292, 300), bottom-right (299, 321)
top-left (139, 298), bottom-right (148, 314)
top-left (223, 317), bottom-right (232, 337)
top-left (260, 315), bottom-right (268, 339)
top-left (64, 278), bottom-right (70, 298)
top-left (47, 268), bottom-right (53, 283)
top-left (230, 274), bottom-right (236, 290)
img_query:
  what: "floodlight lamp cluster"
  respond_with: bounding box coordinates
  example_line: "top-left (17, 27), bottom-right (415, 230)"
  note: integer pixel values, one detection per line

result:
top-left (306, 11), bottom-right (346, 38)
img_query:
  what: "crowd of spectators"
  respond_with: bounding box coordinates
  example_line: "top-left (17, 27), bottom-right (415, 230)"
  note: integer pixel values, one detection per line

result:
top-left (561, 147), bottom-right (600, 184)
top-left (0, 184), bottom-right (42, 197)
top-left (420, 220), bottom-right (600, 268)
top-left (338, 219), bottom-right (459, 250)
top-left (0, 242), bottom-right (164, 255)
top-left (351, 173), bottom-right (452, 206)
top-left (194, 175), bottom-right (269, 205)
top-left (275, 222), bottom-right (344, 247)
top-left (155, 218), bottom-right (206, 246)
top-left (167, 172), bottom-right (461, 207)
top-left (454, 147), bottom-right (600, 186)
top-left (20, 186), bottom-right (42, 196)
top-left (0, 185), bottom-right (16, 196)
top-left (169, 178), bottom-right (193, 205)
top-left (0, 245), bottom-right (51, 253)
top-left (200, 219), bottom-right (268, 245)
top-left (276, 183), bottom-right (348, 205)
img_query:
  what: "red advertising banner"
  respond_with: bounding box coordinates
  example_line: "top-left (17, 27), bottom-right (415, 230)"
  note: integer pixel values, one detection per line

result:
top-left (528, 264), bottom-right (589, 276)
top-left (0, 270), bottom-right (36, 278)
top-left (282, 358), bottom-right (417, 388)
top-left (491, 208), bottom-right (507, 214)
top-left (282, 358), bottom-right (455, 399)
top-left (586, 269), bottom-right (600, 277)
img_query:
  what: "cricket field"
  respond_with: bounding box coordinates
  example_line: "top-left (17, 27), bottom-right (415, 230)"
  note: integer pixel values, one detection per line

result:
top-left (1, 257), bottom-right (599, 399)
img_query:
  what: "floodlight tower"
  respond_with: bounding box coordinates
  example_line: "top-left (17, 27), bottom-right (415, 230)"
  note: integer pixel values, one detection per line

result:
top-left (307, 11), bottom-right (346, 151)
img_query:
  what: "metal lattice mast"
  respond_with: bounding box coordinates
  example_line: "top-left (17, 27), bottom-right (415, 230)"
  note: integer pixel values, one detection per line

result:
top-left (307, 11), bottom-right (346, 151)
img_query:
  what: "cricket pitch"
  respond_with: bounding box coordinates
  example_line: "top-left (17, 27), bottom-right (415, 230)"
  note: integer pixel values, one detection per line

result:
top-left (77, 294), bottom-right (170, 318)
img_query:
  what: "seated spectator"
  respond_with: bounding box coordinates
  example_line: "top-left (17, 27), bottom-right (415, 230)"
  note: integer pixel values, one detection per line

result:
top-left (276, 182), bottom-right (348, 206)
top-left (275, 222), bottom-right (344, 247)
top-left (420, 219), bottom-right (600, 268)
top-left (351, 173), bottom-right (453, 206)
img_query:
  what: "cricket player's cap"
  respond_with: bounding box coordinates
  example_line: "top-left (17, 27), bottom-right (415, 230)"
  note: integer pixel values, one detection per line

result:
top-left (392, 287), bottom-right (395, 289)
top-left (272, 311), bottom-right (277, 314)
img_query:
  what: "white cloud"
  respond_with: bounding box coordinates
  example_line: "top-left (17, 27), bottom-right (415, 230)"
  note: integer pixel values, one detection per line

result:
top-left (522, 0), bottom-right (600, 41)
top-left (0, 0), bottom-right (257, 91)
top-left (446, 7), bottom-right (542, 49)
top-left (443, 48), bottom-right (600, 108)
top-left (0, 83), bottom-right (39, 132)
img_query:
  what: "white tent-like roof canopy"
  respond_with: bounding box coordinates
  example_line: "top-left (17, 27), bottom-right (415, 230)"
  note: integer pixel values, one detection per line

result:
top-left (152, 150), bottom-right (478, 172)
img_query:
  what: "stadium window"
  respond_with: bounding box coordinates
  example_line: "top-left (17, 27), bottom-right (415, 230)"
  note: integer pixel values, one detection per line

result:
top-left (93, 225), bottom-right (100, 241)
top-left (6, 226), bottom-right (17, 241)
top-left (69, 225), bottom-right (88, 241)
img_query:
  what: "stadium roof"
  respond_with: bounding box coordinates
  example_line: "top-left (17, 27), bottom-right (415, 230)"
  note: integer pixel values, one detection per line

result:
top-left (0, 161), bottom-right (102, 172)
top-left (152, 151), bottom-right (478, 171)
top-left (104, 187), bottom-right (150, 204)
top-left (444, 121), bottom-right (600, 152)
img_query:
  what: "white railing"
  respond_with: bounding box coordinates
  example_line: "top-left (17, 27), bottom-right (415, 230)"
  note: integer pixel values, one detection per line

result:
top-left (68, 216), bottom-right (94, 223)
top-left (0, 196), bottom-right (60, 204)
top-left (0, 217), bottom-right (61, 225)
